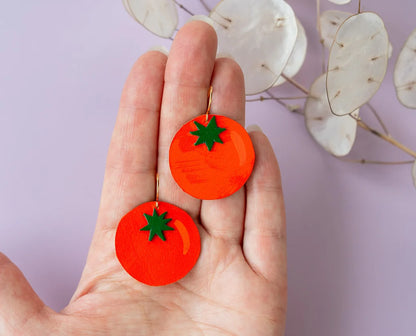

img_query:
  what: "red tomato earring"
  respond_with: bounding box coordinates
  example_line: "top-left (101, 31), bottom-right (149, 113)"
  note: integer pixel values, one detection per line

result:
top-left (169, 86), bottom-right (255, 200)
top-left (115, 174), bottom-right (201, 286)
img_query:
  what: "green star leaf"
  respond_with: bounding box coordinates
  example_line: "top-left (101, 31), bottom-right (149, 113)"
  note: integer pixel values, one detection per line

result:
top-left (140, 208), bottom-right (174, 241)
top-left (190, 116), bottom-right (226, 151)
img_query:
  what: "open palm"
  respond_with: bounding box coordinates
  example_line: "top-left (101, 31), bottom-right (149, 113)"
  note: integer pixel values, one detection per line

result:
top-left (0, 20), bottom-right (287, 336)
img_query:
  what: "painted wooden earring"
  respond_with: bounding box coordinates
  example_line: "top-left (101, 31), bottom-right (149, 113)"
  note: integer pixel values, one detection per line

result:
top-left (169, 86), bottom-right (255, 200)
top-left (115, 174), bottom-right (200, 286)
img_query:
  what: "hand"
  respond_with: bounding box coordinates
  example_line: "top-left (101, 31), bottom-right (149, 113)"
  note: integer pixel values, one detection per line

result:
top-left (0, 20), bottom-right (287, 336)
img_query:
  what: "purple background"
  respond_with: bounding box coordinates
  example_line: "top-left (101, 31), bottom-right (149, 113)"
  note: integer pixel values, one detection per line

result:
top-left (1, 1), bottom-right (415, 335)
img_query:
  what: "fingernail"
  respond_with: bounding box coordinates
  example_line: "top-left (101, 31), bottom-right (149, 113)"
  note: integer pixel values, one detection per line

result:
top-left (247, 124), bottom-right (263, 133)
top-left (187, 15), bottom-right (215, 30)
top-left (149, 46), bottom-right (169, 56)
top-left (216, 52), bottom-right (235, 61)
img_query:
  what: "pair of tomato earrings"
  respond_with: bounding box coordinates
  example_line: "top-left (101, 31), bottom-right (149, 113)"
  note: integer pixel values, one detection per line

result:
top-left (115, 87), bottom-right (255, 286)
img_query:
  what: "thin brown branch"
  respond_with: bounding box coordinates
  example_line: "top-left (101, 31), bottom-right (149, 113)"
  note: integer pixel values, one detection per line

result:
top-left (366, 103), bottom-right (390, 135)
top-left (356, 119), bottom-right (416, 158)
top-left (282, 75), bottom-right (309, 95)
top-left (246, 95), bottom-right (308, 102)
top-left (200, 0), bottom-right (211, 12)
top-left (265, 91), bottom-right (304, 114)
top-left (316, 0), bottom-right (326, 73)
top-left (316, 0), bottom-right (321, 33)
top-left (358, 0), bottom-right (362, 13)
top-left (321, 43), bottom-right (326, 74)
top-left (173, 0), bottom-right (195, 16)
top-left (334, 156), bottom-right (414, 165)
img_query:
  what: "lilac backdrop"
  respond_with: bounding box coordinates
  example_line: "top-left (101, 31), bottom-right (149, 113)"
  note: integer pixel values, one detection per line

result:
top-left (1, 1), bottom-right (415, 335)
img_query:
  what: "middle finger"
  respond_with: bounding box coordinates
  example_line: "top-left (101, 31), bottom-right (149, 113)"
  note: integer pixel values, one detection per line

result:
top-left (158, 20), bottom-right (218, 220)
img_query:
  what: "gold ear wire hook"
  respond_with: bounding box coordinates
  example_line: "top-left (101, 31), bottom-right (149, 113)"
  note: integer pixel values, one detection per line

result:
top-left (155, 173), bottom-right (159, 209)
top-left (205, 86), bottom-right (213, 122)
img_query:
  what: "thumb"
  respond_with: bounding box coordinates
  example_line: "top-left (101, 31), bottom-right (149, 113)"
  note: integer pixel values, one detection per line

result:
top-left (0, 252), bottom-right (51, 334)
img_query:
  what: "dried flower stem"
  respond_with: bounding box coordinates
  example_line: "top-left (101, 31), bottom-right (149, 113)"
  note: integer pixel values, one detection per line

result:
top-left (358, 0), bottom-right (362, 13)
top-left (200, 0), bottom-right (211, 12)
top-left (279, 76), bottom-right (416, 159)
top-left (366, 103), bottom-right (389, 135)
top-left (356, 119), bottom-right (416, 158)
top-left (266, 90), bottom-right (304, 115)
top-left (320, 43), bottom-right (327, 74)
top-left (334, 157), bottom-right (414, 165)
top-left (316, 0), bottom-right (321, 33)
top-left (246, 95), bottom-right (308, 102)
top-left (281, 75), bottom-right (309, 95)
top-left (173, 0), bottom-right (195, 16)
top-left (316, 0), bottom-right (326, 73)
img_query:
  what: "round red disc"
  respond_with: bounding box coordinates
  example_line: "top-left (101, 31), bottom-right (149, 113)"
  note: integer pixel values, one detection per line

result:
top-left (169, 115), bottom-right (255, 200)
top-left (115, 201), bottom-right (200, 286)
